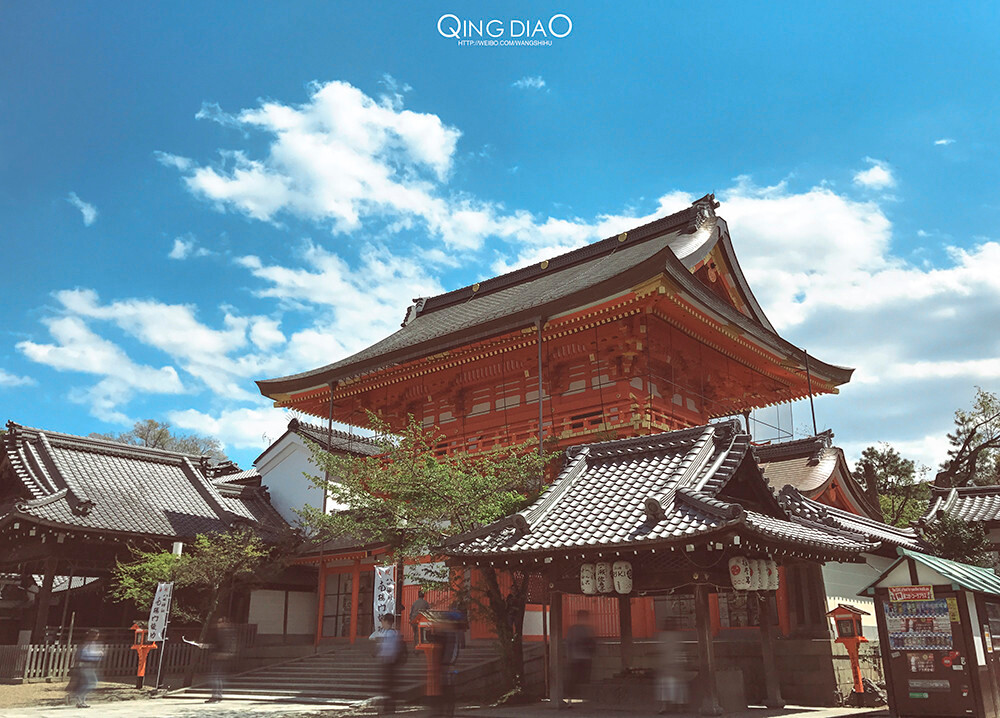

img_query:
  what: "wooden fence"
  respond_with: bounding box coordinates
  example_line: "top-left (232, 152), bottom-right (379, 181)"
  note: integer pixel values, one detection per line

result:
top-left (0, 624), bottom-right (256, 683)
top-left (0, 640), bottom-right (203, 683)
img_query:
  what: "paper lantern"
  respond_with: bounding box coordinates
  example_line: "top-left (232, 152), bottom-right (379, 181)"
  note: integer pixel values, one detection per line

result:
top-left (754, 559), bottom-right (770, 591)
top-left (595, 562), bottom-right (612, 594)
top-left (765, 560), bottom-right (780, 591)
top-left (580, 563), bottom-right (596, 595)
top-left (728, 556), bottom-right (751, 591)
top-left (612, 561), bottom-right (633, 594)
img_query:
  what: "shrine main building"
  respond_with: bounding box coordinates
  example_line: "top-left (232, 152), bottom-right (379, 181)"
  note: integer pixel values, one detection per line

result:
top-left (257, 195), bottom-right (851, 453)
top-left (256, 195), bottom-right (902, 707)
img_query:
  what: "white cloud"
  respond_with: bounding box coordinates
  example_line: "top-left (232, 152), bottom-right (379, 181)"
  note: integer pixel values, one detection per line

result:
top-left (934, 138), bottom-right (956, 146)
top-left (512, 75), bottom-right (547, 91)
top-left (154, 151), bottom-right (194, 171)
top-left (852, 157), bottom-right (896, 190)
top-left (66, 192), bottom-right (98, 226)
top-left (168, 236), bottom-right (212, 260)
top-left (17, 316), bottom-right (185, 422)
top-left (168, 405), bottom-right (291, 451)
top-left (0, 369), bottom-right (35, 388)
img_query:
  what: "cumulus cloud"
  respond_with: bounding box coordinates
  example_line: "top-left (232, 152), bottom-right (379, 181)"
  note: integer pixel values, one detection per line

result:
top-left (168, 405), bottom-right (291, 451)
top-left (934, 138), bottom-right (956, 146)
top-left (852, 157), bottom-right (896, 190)
top-left (66, 192), bottom-right (98, 226)
top-left (512, 75), bottom-right (547, 91)
top-left (17, 316), bottom-right (185, 422)
top-left (0, 369), bottom-right (35, 388)
top-left (154, 151), bottom-right (194, 171)
top-left (168, 236), bottom-right (212, 259)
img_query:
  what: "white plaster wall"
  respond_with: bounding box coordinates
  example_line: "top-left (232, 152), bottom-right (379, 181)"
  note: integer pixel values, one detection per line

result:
top-left (822, 554), bottom-right (896, 634)
top-left (255, 435), bottom-right (326, 524)
top-left (249, 589), bottom-right (286, 635)
top-left (287, 591), bottom-right (318, 635)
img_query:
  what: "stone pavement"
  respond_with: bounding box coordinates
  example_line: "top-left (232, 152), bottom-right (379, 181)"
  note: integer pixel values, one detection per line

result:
top-left (0, 697), bottom-right (890, 718)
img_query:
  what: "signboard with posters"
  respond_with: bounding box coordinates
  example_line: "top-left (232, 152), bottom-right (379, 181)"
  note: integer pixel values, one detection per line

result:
top-left (889, 585), bottom-right (935, 602)
top-left (147, 582), bottom-right (173, 642)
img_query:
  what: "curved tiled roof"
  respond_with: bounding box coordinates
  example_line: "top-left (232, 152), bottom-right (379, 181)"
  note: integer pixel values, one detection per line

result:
top-left (258, 197), bottom-right (852, 397)
top-left (778, 485), bottom-right (922, 551)
top-left (442, 421), bottom-right (877, 559)
top-left (921, 485), bottom-right (1000, 526)
top-left (0, 422), bottom-right (286, 540)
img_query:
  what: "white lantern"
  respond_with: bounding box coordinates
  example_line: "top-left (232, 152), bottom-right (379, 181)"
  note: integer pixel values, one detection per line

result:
top-left (765, 560), bottom-right (780, 591)
top-left (728, 556), bottom-right (751, 591)
top-left (595, 562), bottom-right (612, 593)
top-left (754, 559), bottom-right (769, 591)
top-left (612, 561), bottom-right (633, 594)
top-left (580, 563), bottom-right (596, 595)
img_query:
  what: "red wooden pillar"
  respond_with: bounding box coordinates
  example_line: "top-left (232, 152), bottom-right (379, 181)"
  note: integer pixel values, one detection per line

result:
top-left (349, 559), bottom-right (361, 644)
top-left (776, 566), bottom-right (791, 637)
top-left (694, 583), bottom-right (722, 716)
top-left (315, 564), bottom-right (327, 646)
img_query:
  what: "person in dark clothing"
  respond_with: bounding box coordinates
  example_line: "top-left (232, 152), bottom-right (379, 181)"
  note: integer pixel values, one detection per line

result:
top-left (409, 590), bottom-right (430, 646)
top-left (565, 610), bottom-right (597, 704)
top-left (429, 606), bottom-right (466, 718)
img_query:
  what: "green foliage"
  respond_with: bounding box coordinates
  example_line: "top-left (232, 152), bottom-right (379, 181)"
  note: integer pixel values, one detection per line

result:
top-left (298, 413), bottom-right (552, 692)
top-left (111, 527), bottom-right (281, 625)
top-left (925, 513), bottom-right (994, 567)
top-left (939, 388), bottom-right (1000, 488)
top-left (856, 443), bottom-right (929, 526)
top-left (299, 413), bottom-right (551, 560)
top-left (91, 419), bottom-right (227, 461)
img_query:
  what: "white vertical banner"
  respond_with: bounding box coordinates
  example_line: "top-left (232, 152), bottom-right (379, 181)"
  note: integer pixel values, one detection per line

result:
top-left (148, 582), bottom-right (173, 642)
top-left (374, 565), bottom-right (395, 622)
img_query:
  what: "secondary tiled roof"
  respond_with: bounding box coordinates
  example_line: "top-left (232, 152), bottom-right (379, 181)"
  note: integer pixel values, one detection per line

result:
top-left (778, 485), bottom-right (923, 551)
top-left (258, 197), bottom-right (852, 396)
top-left (920, 485), bottom-right (1000, 526)
top-left (254, 418), bottom-right (382, 466)
top-left (442, 421), bottom-right (878, 559)
top-left (864, 548), bottom-right (1000, 598)
top-left (756, 432), bottom-right (881, 519)
top-left (0, 422), bottom-right (286, 540)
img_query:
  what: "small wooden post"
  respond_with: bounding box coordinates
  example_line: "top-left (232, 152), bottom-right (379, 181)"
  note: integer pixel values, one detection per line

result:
top-left (694, 583), bottom-right (723, 716)
top-left (549, 590), bottom-right (564, 706)
top-left (758, 593), bottom-right (785, 708)
top-left (618, 594), bottom-right (633, 672)
top-left (32, 556), bottom-right (57, 643)
top-left (314, 564), bottom-right (327, 646)
top-left (349, 560), bottom-right (361, 644)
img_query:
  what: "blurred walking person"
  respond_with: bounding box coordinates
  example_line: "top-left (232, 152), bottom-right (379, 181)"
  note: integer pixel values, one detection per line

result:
top-left (69, 629), bottom-right (104, 708)
top-left (206, 616), bottom-right (237, 703)
top-left (656, 617), bottom-right (689, 714)
top-left (564, 610), bottom-right (596, 705)
top-left (376, 613), bottom-right (404, 714)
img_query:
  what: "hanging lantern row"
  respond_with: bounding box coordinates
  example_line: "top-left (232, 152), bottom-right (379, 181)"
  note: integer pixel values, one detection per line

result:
top-left (728, 557), bottom-right (779, 591)
top-left (580, 561), bottom-right (632, 595)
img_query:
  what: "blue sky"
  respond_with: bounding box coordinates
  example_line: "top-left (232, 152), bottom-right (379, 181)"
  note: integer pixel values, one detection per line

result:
top-left (2, 2), bottom-right (999, 473)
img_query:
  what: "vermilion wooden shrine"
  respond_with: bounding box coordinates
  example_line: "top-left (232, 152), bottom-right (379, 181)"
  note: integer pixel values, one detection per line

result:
top-left (257, 195), bottom-right (852, 456)
top-left (257, 196), bottom-right (902, 707)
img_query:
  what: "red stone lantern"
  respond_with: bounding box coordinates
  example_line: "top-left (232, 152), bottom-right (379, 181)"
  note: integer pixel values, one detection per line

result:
top-left (826, 604), bottom-right (869, 696)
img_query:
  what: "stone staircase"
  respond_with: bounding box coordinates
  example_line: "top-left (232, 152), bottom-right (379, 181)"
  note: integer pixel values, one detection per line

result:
top-left (175, 640), bottom-right (538, 704)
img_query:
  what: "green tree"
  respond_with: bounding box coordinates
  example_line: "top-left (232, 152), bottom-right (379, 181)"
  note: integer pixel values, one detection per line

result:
top-left (855, 443), bottom-right (929, 527)
top-left (937, 388), bottom-right (1000, 488)
top-left (111, 527), bottom-right (283, 637)
top-left (924, 513), bottom-right (994, 567)
top-left (299, 413), bottom-right (551, 695)
top-left (91, 419), bottom-right (227, 461)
